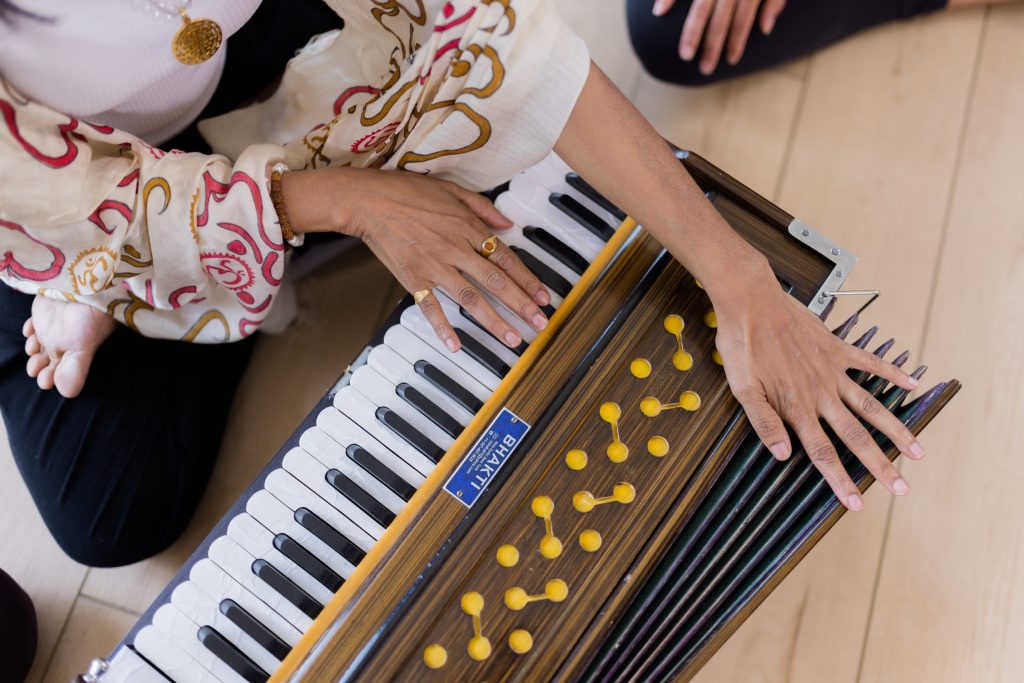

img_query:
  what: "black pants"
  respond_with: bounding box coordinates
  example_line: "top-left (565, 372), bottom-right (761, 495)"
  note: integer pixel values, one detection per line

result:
top-left (626, 0), bottom-right (949, 86)
top-left (0, 0), bottom-right (343, 568)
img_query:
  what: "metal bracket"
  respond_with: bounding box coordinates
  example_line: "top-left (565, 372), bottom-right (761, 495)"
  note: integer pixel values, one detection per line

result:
top-left (788, 218), bottom-right (858, 315)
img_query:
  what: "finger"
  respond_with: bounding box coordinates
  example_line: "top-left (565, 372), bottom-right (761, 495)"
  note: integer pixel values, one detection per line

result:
top-left (26, 352), bottom-right (49, 378)
top-left (652, 0), bottom-right (676, 16)
top-left (445, 273), bottom-right (523, 348)
top-left (22, 317), bottom-right (33, 338)
top-left (36, 362), bottom-right (55, 391)
top-left (845, 344), bottom-right (919, 391)
top-left (24, 333), bottom-right (40, 357)
top-left (699, 0), bottom-right (737, 75)
top-left (793, 418), bottom-right (864, 511)
top-left (679, 0), bottom-right (715, 61)
top-left (823, 400), bottom-right (909, 497)
top-left (414, 287), bottom-right (460, 354)
top-left (759, 0), bottom-right (786, 34)
top-left (735, 389), bottom-right (791, 459)
top-left (726, 0), bottom-right (759, 65)
top-left (466, 253), bottom-right (549, 332)
top-left (841, 380), bottom-right (925, 460)
top-left (486, 241), bottom-right (551, 308)
top-left (444, 183), bottom-right (513, 231)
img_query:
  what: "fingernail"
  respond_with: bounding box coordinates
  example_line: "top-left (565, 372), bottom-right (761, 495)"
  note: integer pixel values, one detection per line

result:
top-left (907, 376), bottom-right (919, 388)
top-left (652, 0), bottom-right (668, 16)
top-left (768, 442), bottom-right (791, 460)
top-left (846, 493), bottom-right (864, 512)
top-left (535, 289), bottom-right (550, 306)
top-left (680, 44), bottom-right (695, 61)
top-left (892, 478), bottom-right (910, 495)
top-left (445, 337), bottom-right (458, 353)
top-left (532, 313), bottom-right (548, 330)
top-left (504, 330), bottom-right (522, 347)
top-left (699, 60), bottom-right (714, 76)
top-left (764, 15), bottom-right (776, 34)
top-left (910, 441), bottom-right (925, 459)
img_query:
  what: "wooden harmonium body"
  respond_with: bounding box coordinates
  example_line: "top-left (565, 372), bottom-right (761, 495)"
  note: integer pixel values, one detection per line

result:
top-left (280, 151), bottom-right (960, 682)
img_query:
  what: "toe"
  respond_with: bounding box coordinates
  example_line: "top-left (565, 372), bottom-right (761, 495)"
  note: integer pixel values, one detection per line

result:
top-left (24, 334), bottom-right (40, 357)
top-left (54, 351), bottom-right (91, 399)
top-left (22, 318), bottom-right (33, 338)
top-left (37, 363), bottom-right (56, 390)
top-left (26, 353), bottom-right (49, 378)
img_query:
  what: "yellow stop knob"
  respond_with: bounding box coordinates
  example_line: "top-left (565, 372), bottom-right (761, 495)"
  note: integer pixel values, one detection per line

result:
top-left (613, 482), bottom-right (636, 504)
top-left (468, 636), bottom-right (492, 661)
top-left (504, 586), bottom-right (528, 611)
top-left (630, 358), bottom-right (652, 379)
top-left (461, 591), bottom-right (484, 616)
top-left (672, 350), bottom-right (693, 371)
top-left (712, 349), bottom-right (723, 365)
top-left (423, 643), bottom-right (447, 669)
top-left (704, 310), bottom-right (717, 328)
top-left (607, 441), bottom-right (629, 463)
top-left (545, 579), bottom-right (569, 602)
top-left (647, 435), bottom-right (669, 457)
top-left (573, 491), bottom-right (596, 513)
top-left (531, 495), bottom-right (554, 518)
top-left (663, 314), bottom-right (684, 335)
top-left (496, 544), bottom-right (519, 568)
top-left (539, 535), bottom-right (563, 559)
top-left (679, 391), bottom-right (701, 411)
top-left (579, 529), bottom-right (602, 552)
top-left (640, 397), bottom-right (662, 417)
top-left (599, 401), bottom-right (621, 422)
top-left (509, 629), bottom-right (533, 654)
top-left (565, 448), bottom-right (588, 471)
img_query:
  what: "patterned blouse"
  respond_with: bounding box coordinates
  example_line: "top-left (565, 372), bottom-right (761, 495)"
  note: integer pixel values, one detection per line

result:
top-left (0, 0), bottom-right (589, 342)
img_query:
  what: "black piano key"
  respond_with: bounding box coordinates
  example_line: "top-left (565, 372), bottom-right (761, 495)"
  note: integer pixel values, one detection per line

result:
top-left (375, 406), bottom-right (446, 464)
top-left (251, 559), bottom-right (322, 620)
top-left (511, 247), bottom-right (572, 299)
top-left (396, 383), bottom-right (463, 440)
top-left (197, 625), bottom-right (269, 683)
top-left (565, 172), bottom-right (627, 220)
top-left (549, 192), bottom-right (615, 241)
top-left (457, 305), bottom-right (528, 356)
top-left (294, 507), bottom-right (365, 566)
top-left (273, 533), bottom-right (344, 593)
top-left (541, 303), bottom-right (556, 318)
top-left (454, 328), bottom-right (512, 378)
top-left (219, 599), bottom-right (291, 662)
top-left (346, 444), bottom-right (416, 502)
top-left (523, 226), bottom-right (589, 276)
top-left (325, 469), bottom-right (397, 528)
top-left (414, 360), bottom-right (484, 415)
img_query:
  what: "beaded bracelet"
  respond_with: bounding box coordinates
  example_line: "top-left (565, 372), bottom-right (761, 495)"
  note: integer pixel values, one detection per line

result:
top-left (270, 162), bottom-right (305, 248)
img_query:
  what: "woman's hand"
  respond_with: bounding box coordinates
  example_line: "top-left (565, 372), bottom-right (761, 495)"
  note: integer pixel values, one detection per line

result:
top-left (652, 0), bottom-right (786, 75)
top-left (280, 166), bottom-right (550, 353)
top-left (711, 259), bottom-right (925, 510)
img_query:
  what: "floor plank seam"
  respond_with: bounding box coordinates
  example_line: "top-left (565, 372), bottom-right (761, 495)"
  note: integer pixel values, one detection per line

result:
top-left (853, 9), bottom-right (991, 682)
top-left (770, 57), bottom-right (813, 203)
top-left (74, 592), bottom-right (145, 619)
top-left (39, 570), bottom-right (91, 683)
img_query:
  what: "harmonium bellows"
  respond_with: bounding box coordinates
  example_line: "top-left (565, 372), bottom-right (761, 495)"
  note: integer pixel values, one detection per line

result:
top-left (82, 149), bottom-right (960, 683)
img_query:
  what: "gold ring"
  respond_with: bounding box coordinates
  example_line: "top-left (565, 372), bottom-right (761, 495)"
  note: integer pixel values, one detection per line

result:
top-left (413, 289), bottom-right (431, 305)
top-left (479, 235), bottom-right (499, 257)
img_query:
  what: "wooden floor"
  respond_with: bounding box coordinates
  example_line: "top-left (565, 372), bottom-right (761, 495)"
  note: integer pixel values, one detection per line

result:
top-left (2, 2), bottom-right (1022, 681)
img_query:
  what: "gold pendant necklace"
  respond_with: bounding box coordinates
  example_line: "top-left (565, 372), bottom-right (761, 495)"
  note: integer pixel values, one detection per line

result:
top-left (171, 7), bottom-right (223, 65)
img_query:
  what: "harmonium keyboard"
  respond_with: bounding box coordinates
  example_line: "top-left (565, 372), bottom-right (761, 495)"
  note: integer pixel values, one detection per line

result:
top-left (81, 149), bottom-right (960, 683)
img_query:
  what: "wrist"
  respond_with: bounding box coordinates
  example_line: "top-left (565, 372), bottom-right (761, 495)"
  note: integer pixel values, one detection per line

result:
top-left (278, 168), bottom-right (351, 236)
top-left (701, 252), bottom-right (775, 315)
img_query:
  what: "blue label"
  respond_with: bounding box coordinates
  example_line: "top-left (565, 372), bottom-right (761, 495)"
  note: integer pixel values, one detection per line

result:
top-left (444, 407), bottom-right (530, 508)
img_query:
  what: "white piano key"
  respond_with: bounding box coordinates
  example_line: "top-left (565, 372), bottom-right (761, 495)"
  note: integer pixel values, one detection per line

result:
top-left (350, 366), bottom-right (455, 455)
top-left (509, 151), bottom-right (624, 229)
top-left (432, 291), bottom-right (522, 371)
top-left (299, 425), bottom-right (406, 516)
top-left (281, 448), bottom-right (387, 540)
top-left (332, 388), bottom-right (438, 476)
top-left (190, 559), bottom-right (302, 648)
top-left (207, 536), bottom-right (314, 633)
top-left (246, 489), bottom-right (357, 580)
top-left (487, 218), bottom-right (584, 288)
top-left (315, 406), bottom-right (425, 490)
top-left (400, 306), bottom-right (504, 391)
top-left (134, 625), bottom-right (221, 683)
top-left (226, 514), bottom-right (335, 608)
top-left (171, 581), bottom-right (282, 675)
top-left (263, 470), bottom-right (375, 554)
top-left (152, 604), bottom-right (252, 683)
top-left (368, 345), bottom-right (475, 426)
top-left (498, 191), bottom-right (605, 261)
top-left (101, 646), bottom-right (170, 683)
top-left (471, 286), bottom-right (539, 344)
top-left (383, 325), bottom-right (492, 404)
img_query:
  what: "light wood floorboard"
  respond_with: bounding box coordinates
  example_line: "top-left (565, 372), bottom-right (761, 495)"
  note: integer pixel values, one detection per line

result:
top-left (42, 597), bottom-right (138, 683)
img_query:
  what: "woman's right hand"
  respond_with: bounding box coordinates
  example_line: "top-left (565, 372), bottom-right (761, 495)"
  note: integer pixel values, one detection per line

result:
top-left (280, 166), bottom-right (551, 353)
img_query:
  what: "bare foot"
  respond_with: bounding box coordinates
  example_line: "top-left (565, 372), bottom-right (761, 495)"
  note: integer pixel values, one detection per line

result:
top-left (22, 296), bottom-right (117, 398)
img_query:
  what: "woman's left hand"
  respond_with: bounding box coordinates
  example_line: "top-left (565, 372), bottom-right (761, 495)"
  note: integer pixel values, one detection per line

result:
top-left (652, 0), bottom-right (787, 75)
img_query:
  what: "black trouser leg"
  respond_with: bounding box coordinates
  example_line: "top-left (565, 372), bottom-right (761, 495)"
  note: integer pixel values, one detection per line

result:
top-left (0, 285), bottom-right (256, 567)
top-left (0, 568), bottom-right (36, 683)
top-left (626, 0), bottom-right (950, 86)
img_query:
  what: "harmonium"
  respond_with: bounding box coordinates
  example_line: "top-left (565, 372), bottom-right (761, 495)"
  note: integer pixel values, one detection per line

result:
top-left (80, 148), bottom-right (960, 683)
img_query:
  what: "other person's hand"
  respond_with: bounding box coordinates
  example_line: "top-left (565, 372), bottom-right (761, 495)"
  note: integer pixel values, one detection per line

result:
top-left (652, 0), bottom-right (787, 75)
top-left (281, 166), bottom-right (550, 353)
